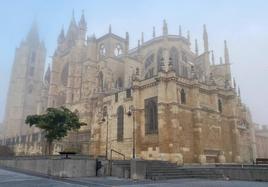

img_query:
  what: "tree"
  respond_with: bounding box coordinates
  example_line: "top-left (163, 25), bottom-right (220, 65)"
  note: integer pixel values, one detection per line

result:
top-left (25, 106), bottom-right (86, 155)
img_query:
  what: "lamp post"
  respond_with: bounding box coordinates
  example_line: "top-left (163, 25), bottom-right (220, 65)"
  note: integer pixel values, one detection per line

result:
top-left (101, 106), bottom-right (109, 159)
top-left (127, 105), bottom-right (136, 159)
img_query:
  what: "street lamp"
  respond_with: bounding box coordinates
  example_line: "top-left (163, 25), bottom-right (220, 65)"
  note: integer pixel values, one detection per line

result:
top-left (127, 105), bottom-right (136, 159)
top-left (101, 106), bottom-right (109, 159)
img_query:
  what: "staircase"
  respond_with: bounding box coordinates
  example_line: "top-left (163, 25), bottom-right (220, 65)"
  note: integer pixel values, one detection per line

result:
top-left (146, 161), bottom-right (224, 180)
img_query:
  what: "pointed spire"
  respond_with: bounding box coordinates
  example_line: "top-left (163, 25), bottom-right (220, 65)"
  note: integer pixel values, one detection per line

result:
top-left (109, 24), bottom-right (112, 34)
top-left (179, 25), bottom-right (182, 36)
top-left (141, 32), bottom-right (144, 44)
top-left (211, 50), bottom-right (215, 65)
top-left (152, 26), bottom-right (156, 38)
top-left (79, 10), bottom-right (87, 30)
top-left (27, 21), bottom-right (40, 44)
top-left (163, 19), bottom-right (168, 36)
top-left (224, 40), bottom-right (230, 64)
top-left (195, 39), bottom-right (199, 55)
top-left (187, 30), bottom-right (190, 41)
top-left (220, 57), bottom-right (223, 64)
top-left (72, 9), bottom-right (76, 23)
top-left (58, 26), bottom-right (65, 44)
top-left (238, 86), bottom-right (241, 97)
top-left (138, 40), bottom-right (140, 50)
top-left (203, 24), bottom-right (209, 52)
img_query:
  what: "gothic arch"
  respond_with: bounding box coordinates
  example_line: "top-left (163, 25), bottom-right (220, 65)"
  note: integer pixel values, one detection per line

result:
top-left (157, 48), bottom-right (163, 72)
top-left (117, 105), bottom-right (124, 141)
top-left (180, 88), bottom-right (186, 104)
top-left (145, 97), bottom-right (158, 134)
top-left (169, 47), bottom-right (179, 74)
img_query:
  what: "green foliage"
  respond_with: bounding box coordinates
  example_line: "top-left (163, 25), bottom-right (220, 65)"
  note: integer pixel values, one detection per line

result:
top-left (25, 107), bottom-right (86, 144)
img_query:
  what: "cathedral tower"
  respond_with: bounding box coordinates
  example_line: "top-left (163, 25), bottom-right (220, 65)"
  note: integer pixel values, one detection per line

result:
top-left (3, 23), bottom-right (46, 138)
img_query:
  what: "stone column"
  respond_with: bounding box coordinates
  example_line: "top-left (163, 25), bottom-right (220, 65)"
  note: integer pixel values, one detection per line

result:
top-left (231, 119), bottom-right (241, 163)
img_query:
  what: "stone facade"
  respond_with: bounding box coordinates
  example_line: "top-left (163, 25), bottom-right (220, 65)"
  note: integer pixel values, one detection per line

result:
top-left (1, 13), bottom-right (257, 163)
top-left (255, 125), bottom-right (268, 158)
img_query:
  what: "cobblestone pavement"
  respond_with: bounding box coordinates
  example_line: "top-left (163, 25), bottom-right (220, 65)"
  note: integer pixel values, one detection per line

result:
top-left (0, 168), bottom-right (268, 187)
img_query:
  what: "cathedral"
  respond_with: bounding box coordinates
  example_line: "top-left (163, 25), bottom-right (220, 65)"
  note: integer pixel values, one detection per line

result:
top-left (1, 12), bottom-right (256, 164)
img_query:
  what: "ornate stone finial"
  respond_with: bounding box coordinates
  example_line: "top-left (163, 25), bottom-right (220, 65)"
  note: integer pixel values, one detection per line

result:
top-left (109, 24), bottom-right (112, 34)
top-left (138, 40), bottom-right (140, 50)
top-left (195, 39), bottom-right (199, 55)
top-left (125, 32), bottom-right (129, 41)
top-left (44, 64), bottom-right (51, 84)
top-left (153, 26), bottom-right (156, 38)
top-left (233, 78), bottom-right (236, 90)
top-left (238, 86), bottom-right (241, 97)
top-left (211, 50), bottom-right (215, 65)
top-left (187, 30), bottom-right (190, 42)
top-left (179, 25), bottom-right (182, 36)
top-left (203, 24), bottom-right (209, 52)
top-left (224, 40), bottom-right (230, 64)
top-left (163, 19), bottom-right (168, 36)
top-left (141, 32), bottom-right (144, 44)
top-left (220, 57), bottom-right (223, 64)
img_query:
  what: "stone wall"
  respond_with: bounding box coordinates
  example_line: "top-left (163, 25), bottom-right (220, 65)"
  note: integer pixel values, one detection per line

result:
top-left (0, 157), bottom-right (96, 178)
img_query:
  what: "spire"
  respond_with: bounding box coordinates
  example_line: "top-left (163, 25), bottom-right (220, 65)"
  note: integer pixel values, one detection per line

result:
top-left (109, 24), bottom-right (112, 34)
top-left (152, 26), bottom-right (156, 38)
top-left (203, 24), bottom-right (209, 52)
top-left (141, 32), bottom-right (144, 44)
top-left (57, 26), bottom-right (65, 44)
top-left (137, 40), bottom-right (140, 50)
top-left (27, 21), bottom-right (40, 44)
top-left (179, 25), bottom-right (182, 36)
top-left (187, 30), bottom-right (190, 42)
top-left (220, 57), bottom-right (223, 64)
top-left (238, 86), bottom-right (241, 97)
top-left (224, 40), bottom-right (230, 64)
top-left (211, 50), bottom-right (215, 65)
top-left (195, 39), bottom-right (199, 55)
top-left (79, 10), bottom-right (87, 31)
top-left (163, 19), bottom-right (168, 36)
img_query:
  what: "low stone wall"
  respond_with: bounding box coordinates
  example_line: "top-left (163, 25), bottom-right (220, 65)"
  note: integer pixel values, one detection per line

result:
top-left (0, 157), bottom-right (96, 178)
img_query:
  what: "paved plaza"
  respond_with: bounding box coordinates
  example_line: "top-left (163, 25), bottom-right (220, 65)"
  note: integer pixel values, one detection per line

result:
top-left (0, 168), bottom-right (268, 187)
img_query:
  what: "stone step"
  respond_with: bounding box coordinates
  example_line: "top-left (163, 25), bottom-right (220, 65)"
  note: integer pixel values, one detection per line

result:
top-left (149, 174), bottom-right (223, 180)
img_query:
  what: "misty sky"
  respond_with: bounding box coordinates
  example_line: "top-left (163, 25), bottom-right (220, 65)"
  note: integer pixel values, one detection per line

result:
top-left (0, 0), bottom-right (267, 125)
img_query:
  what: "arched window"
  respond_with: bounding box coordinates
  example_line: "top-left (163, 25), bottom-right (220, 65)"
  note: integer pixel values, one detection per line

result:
top-left (145, 97), bottom-right (158, 134)
top-left (218, 99), bottom-right (223, 113)
top-left (117, 77), bottom-right (123, 89)
top-left (169, 47), bottom-right (179, 74)
top-left (114, 44), bottom-right (123, 56)
top-left (157, 48), bottom-right (163, 72)
top-left (117, 105), bottom-right (124, 141)
top-left (98, 71), bottom-right (104, 92)
top-left (180, 88), bottom-right (186, 104)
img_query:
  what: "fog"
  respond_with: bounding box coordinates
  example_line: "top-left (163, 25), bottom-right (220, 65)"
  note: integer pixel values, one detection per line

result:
top-left (0, 0), bottom-right (268, 127)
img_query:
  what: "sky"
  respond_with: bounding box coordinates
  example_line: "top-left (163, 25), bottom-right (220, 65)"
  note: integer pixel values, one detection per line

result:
top-left (0, 0), bottom-right (268, 125)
